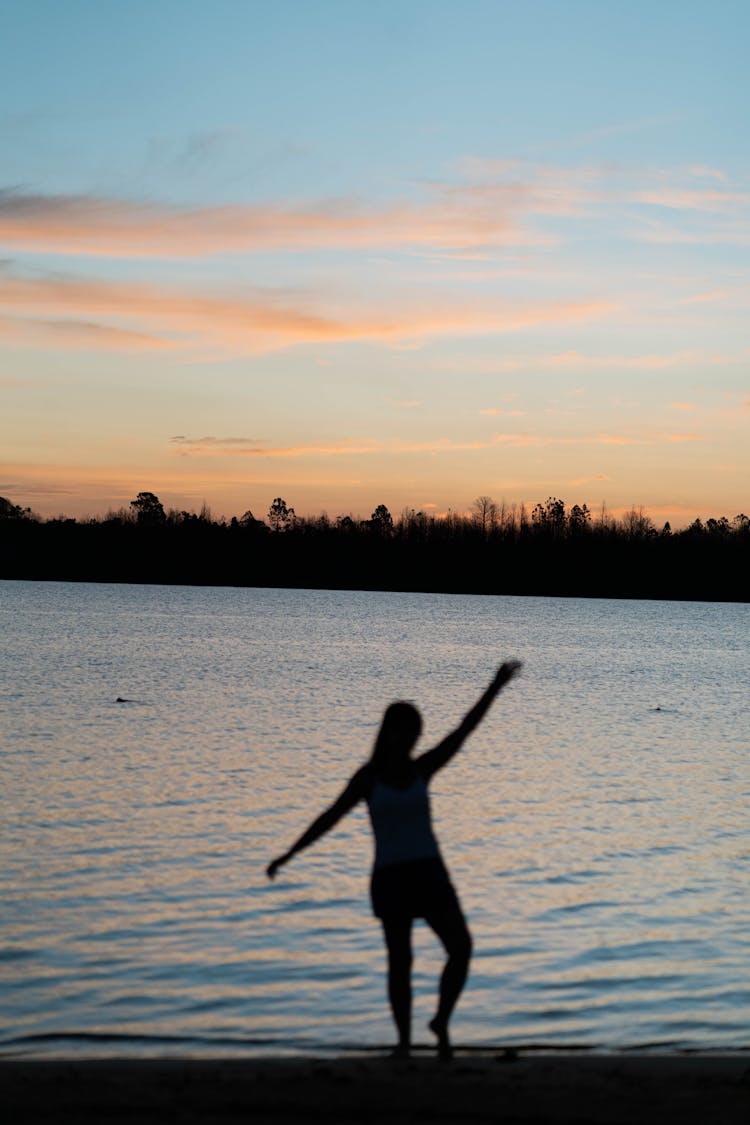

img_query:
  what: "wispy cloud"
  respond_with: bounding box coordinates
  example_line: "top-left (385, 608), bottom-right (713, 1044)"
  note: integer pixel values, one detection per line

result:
top-left (170, 435), bottom-right (507, 458)
top-left (544, 349), bottom-right (737, 371)
top-left (170, 435), bottom-right (382, 457)
top-left (434, 348), bottom-right (748, 374)
top-left (687, 166), bottom-right (728, 182)
top-left (0, 313), bottom-right (174, 351)
top-left (0, 270), bottom-right (613, 355)
top-left (170, 434), bottom-right (546, 458)
top-left (169, 430), bottom-right (703, 459)
top-left (171, 129), bottom-right (237, 171)
top-left (632, 188), bottom-right (750, 212)
top-left (635, 218), bottom-right (750, 246)
top-left (170, 435), bottom-right (267, 447)
top-left (462, 160), bottom-right (750, 250)
top-left (0, 374), bottom-right (40, 387)
top-left (679, 289), bottom-right (729, 305)
top-left (678, 286), bottom-right (749, 306)
top-left (479, 407), bottom-right (526, 416)
top-left (594, 432), bottom-right (702, 445)
top-left (0, 186), bottom-right (540, 259)
top-left (3, 160), bottom-right (748, 266)
top-left (0, 479), bottom-right (75, 496)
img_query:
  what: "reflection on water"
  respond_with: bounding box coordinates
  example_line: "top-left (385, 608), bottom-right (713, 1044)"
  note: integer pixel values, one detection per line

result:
top-left (1, 580), bottom-right (749, 1055)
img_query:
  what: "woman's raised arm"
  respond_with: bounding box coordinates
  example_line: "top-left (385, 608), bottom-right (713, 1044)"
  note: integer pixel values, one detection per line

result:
top-left (416, 661), bottom-right (522, 781)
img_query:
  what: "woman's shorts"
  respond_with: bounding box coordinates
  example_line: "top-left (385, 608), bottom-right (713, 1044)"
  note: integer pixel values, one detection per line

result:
top-left (370, 856), bottom-right (461, 920)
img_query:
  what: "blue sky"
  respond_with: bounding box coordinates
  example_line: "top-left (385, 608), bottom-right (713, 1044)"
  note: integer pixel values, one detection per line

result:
top-left (2, 0), bottom-right (748, 522)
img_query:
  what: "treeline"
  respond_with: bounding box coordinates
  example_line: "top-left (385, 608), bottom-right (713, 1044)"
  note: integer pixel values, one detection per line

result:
top-left (1, 491), bottom-right (748, 601)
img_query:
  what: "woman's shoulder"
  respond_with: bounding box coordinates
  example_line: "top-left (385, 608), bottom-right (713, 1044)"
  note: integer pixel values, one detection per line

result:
top-left (350, 763), bottom-right (376, 799)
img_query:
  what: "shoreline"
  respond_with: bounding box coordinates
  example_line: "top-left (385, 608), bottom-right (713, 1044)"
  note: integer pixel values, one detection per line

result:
top-left (2, 573), bottom-right (749, 605)
top-left (3, 1053), bottom-right (749, 1124)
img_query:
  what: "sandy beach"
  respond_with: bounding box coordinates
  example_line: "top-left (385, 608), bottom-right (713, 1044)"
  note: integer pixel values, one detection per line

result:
top-left (2, 1053), bottom-right (749, 1124)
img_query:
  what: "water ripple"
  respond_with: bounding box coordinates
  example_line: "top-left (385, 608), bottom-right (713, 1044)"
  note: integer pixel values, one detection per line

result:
top-left (2, 581), bottom-right (750, 1054)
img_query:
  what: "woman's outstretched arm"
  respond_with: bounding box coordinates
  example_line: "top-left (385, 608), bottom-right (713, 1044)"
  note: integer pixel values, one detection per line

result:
top-left (416, 661), bottom-right (522, 781)
top-left (266, 767), bottom-right (369, 879)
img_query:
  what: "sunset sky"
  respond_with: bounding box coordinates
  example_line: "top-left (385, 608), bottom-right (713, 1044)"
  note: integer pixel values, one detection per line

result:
top-left (2, 0), bottom-right (748, 525)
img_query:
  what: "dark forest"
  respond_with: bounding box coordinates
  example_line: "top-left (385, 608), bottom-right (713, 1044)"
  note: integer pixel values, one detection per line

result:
top-left (1, 492), bottom-right (748, 601)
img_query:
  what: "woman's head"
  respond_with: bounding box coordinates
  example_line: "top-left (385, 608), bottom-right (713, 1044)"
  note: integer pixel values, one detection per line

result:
top-left (371, 701), bottom-right (422, 768)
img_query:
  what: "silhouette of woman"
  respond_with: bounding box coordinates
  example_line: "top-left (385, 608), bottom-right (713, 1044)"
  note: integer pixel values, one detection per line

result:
top-left (267, 661), bottom-right (522, 1058)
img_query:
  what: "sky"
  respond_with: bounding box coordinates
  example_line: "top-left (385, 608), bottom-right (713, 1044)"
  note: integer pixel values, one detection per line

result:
top-left (1, 0), bottom-right (749, 526)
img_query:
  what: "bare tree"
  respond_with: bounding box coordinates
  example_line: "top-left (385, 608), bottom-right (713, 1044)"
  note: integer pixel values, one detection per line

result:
top-left (471, 495), bottom-right (499, 535)
top-left (620, 506), bottom-right (655, 538)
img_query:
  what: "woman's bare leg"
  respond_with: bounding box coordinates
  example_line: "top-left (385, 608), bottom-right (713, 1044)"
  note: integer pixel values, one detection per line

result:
top-left (381, 915), bottom-right (413, 1055)
top-left (424, 903), bottom-right (472, 1060)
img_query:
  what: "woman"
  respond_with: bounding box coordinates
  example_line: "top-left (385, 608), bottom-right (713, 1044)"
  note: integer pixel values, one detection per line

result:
top-left (267, 660), bottom-right (522, 1058)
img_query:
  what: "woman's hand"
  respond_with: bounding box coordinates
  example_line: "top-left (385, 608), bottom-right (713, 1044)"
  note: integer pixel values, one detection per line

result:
top-left (266, 854), bottom-right (288, 880)
top-left (494, 660), bottom-right (522, 689)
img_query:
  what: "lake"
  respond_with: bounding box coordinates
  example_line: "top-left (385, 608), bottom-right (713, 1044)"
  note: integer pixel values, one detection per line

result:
top-left (1, 580), bottom-right (749, 1056)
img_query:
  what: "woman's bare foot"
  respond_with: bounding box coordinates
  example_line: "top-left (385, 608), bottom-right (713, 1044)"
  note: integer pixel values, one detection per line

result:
top-left (428, 1017), bottom-right (452, 1061)
top-left (391, 1041), bottom-right (411, 1060)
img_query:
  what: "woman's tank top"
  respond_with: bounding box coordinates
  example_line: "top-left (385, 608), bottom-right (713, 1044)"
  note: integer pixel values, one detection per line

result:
top-left (366, 773), bottom-right (440, 869)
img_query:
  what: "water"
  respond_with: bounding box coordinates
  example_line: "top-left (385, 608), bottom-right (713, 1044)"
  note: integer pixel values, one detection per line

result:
top-left (1, 580), bottom-right (749, 1057)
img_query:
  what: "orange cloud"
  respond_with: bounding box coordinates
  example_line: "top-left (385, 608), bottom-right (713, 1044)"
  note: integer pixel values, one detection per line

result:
top-left (632, 188), bottom-right (750, 211)
top-left (0, 458), bottom-right (282, 505)
top-left (433, 348), bottom-right (748, 374)
top-left (593, 432), bottom-right (701, 445)
top-left (4, 161), bottom-right (746, 266)
top-left (655, 433), bottom-right (703, 443)
top-left (170, 433), bottom-right (558, 459)
top-left (0, 314), bottom-right (174, 352)
top-left (0, 375), bottom-right (40, 387)
top-left (170, 436), bottom-right (382, 458)
top-left (0, 187), bottom-right (540, 258)
top-left (538, 349), bottom-right (712, 370)
top-left (170, 435), bottom-right (515, 458)
top-left (0, 270), bottom-right (613, 355)
top-left (169, 429), bottom-right (702, 460)
top-left (679, 289), bottom-right (736, 305)
top-left (479, 408), bottom-right (526, 416)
